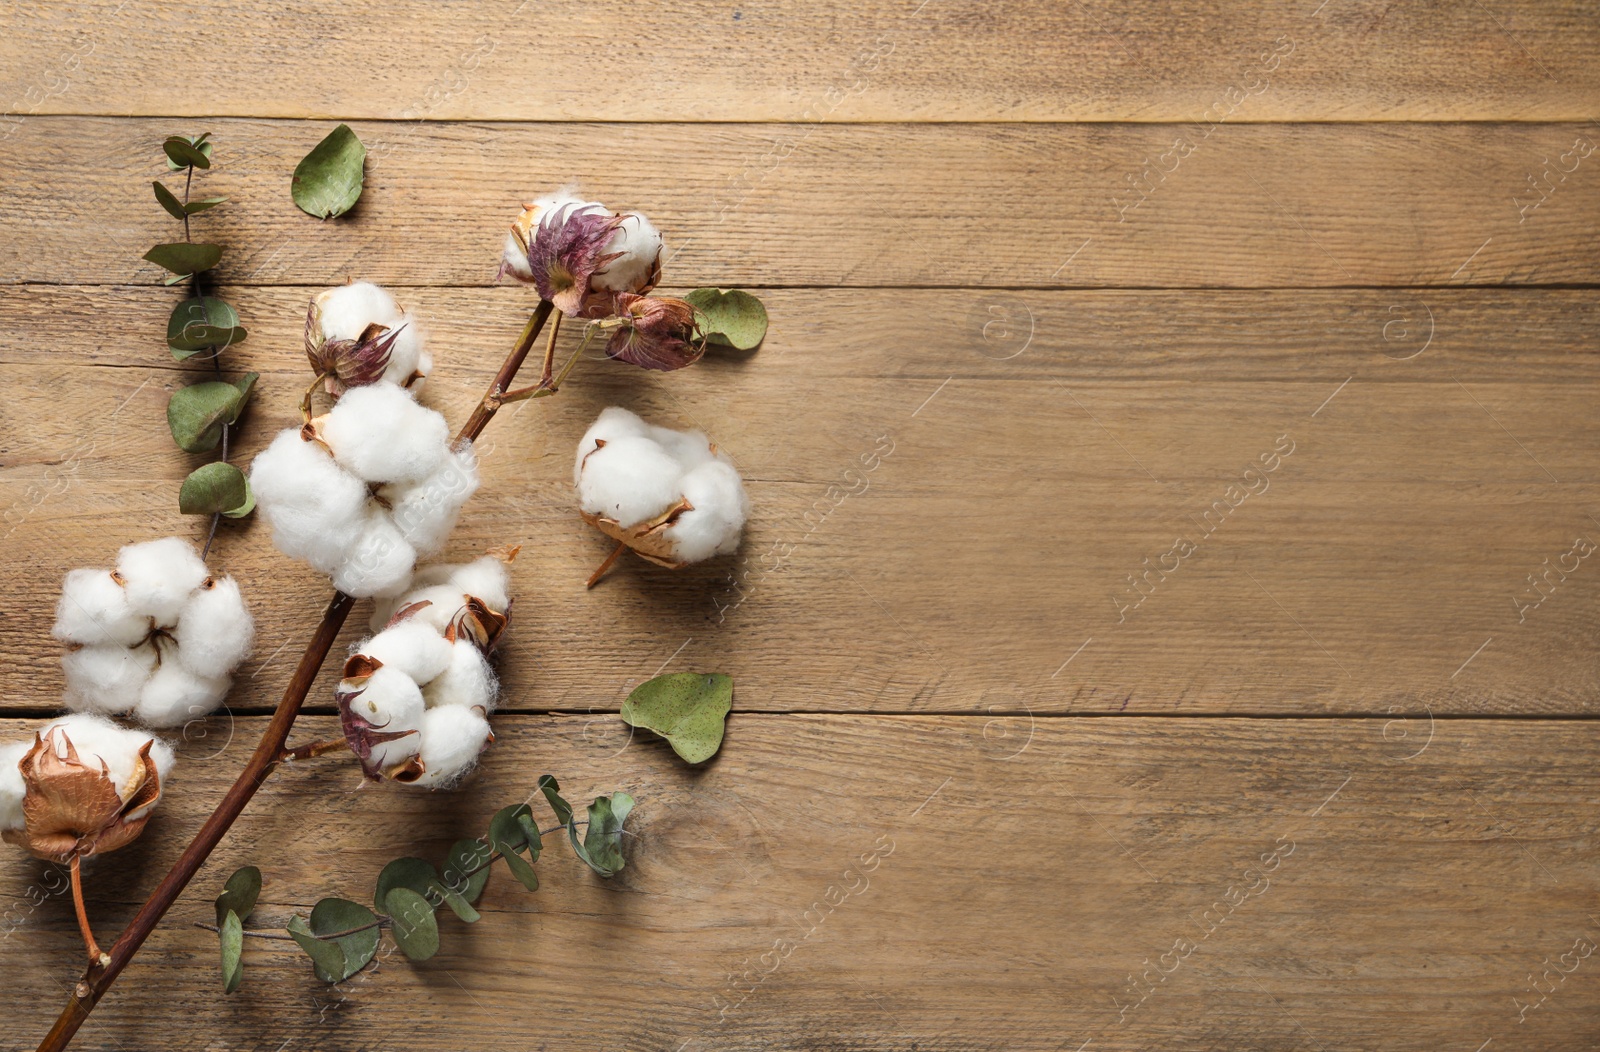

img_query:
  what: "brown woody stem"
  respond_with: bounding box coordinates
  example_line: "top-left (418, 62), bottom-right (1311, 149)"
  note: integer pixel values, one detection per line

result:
top-left (36, 300), bottom-right (559, 1052)
top-left (538, 309), bottom-right (563, 388)
top-left (68, 856), bottom-right (104, 967)
top-left (278, 736), bottom-right (350, 761)
top-left (586, 541), bottom-right (629, 590)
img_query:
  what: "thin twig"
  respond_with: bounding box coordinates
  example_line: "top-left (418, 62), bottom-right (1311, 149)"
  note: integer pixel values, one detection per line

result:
top-left (68, 857), bottom-right (104, 966)
top-left (585, 541), bottom-right (629, 589)
top-left (278, 737), bottom-right (351, 762)
top-left (538, 309), bottom-right (563, 387)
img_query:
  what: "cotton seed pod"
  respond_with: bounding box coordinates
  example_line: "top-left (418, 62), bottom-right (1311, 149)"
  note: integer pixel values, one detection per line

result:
top-left (605, 293), bottom-right (705, 372)
top-left (303, 282), bottom-right (431, 396)
top-left (2, 721), bottom-right (171, 861)
top-left (500, 192), bottom-right (663, 316)
top-left (334, 659), bottom-right (424, 780)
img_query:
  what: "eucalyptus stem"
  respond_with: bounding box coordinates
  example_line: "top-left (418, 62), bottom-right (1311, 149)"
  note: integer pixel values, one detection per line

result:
top-left (35, 302), bottom-right (559, 1052)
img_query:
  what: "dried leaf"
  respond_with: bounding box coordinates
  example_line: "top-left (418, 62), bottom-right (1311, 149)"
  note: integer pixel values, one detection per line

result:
top-left (292, 124), bottom-right (366, 219)
top-left (621, 672), bottom-right (733, 764)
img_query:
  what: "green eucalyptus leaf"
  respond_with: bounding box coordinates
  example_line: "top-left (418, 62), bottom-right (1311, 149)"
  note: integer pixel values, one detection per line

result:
top-left (167, 377), bottom-right (253, 453)
top-left (163, 135), bottom-right (212, 170)
top-left (516, 814), bottom-right (543, 864)
top-left (291, 898), bottom-right (381, 983)
top-left (179, 462), bottom-right (248, 516)
top-left (152, 180), bottom-right (187, 221)
top-left (144, 242), bottom-right (222, 278)
top-left (500, 845), bottom-right (539, 892)
top-left (168, 296), bottom-right (247, 356)
top-left (375, 857), bottom-right (440, 914)
top-left (489, 804), bottom-right (533, 853)
top-left (441, 838), bottom-right (492, 912)
top-left (219, 909), bottom-right (244, 993)
top-left (221, 478), bottom-right (255, 518)
top-left (292, 123), bottom-right (366, 219)
top-left (385, 886), bottom-right (440, 961)
top-left (185, 195), bottom-right (228, 214)
top-left (538, 775), bottom-right (573, 827)
top-left (576, 792), bottom-right (635, 879)
top-left (621, 672), bottom-right (733, 764)
top-left (214, 864), bottom-right (261, 927)
top-left (684, 288), bottom-right (768, 351)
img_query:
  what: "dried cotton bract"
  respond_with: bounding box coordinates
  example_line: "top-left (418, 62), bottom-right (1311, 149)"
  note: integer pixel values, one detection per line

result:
top-left (250, 382), bottom-right (479, 597)
top-left (574, 407), bottom-right (749, 567)
top-left (52, 537), bottom-right (253, 728)
top-left (305, 281), bottom-right (432, 395)
top-left (0, 714), bottom-right (175, 860)
top-left (500, 190), bottom-right (663, 316)
top-left (337, 554), bottom-right (513, 788)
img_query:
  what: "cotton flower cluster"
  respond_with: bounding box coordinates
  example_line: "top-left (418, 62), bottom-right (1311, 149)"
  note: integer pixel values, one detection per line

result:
top-left (575, 407), bottom-right (749, 567)
top-left (336, 555), bottom-right (513, 788)
top-left (52, 537), bottom-right (253, 728)
top-left (251, 382), bottom-right (478, 597)
top-left (305, 281), bottom-right (432, 395)
top-left (1, 713), bottom-right (175, 860)
top-left (500, 189), bottom-right (663, 316)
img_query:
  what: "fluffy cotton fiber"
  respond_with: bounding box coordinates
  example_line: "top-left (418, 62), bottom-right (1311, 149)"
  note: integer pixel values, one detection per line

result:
top-left (312, 281), bottom-right (432, 390)
top-left (0, 714), bottom-right (176, 833)
top-left (574, 406), bottom-right (749, 565)
top-left (338, 555), bottom-right (510, 788)
top-left (52, 538), bottom-right (253, 728)
top-left (501, 189), bottom-right (663, 295)
top-left (250, 381), bottom-right (479, 598)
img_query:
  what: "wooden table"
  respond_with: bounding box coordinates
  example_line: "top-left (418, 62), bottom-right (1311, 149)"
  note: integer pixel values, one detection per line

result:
top-left (2, 2), bottom-right (1597, 1049)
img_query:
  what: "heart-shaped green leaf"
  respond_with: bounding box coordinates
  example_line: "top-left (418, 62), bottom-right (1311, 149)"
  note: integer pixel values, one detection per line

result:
top-left (577, 792), bottom-right (635, 879)
top-left (621, 672), bottom-right (733, 764)
top-left (292, 123), bottom-right (366, 219)
top-left (144, 242), bottom-right (222, 278)
top-left (168, 296), bottom-right (247, 357)
top-left (179, 462), bottom-right (249, 516)
top-left (218, 909), bottom-right (244, 993)
top-left (163, 135), bottom-right (212, 170)
top-left (167, 374), bottom-right (256, 453)
top-left (684, 288), bottom-right (768, 351)
top-left (384, 886), bottom-right (440, 961)
top-left (288, 898), bottom-right (380, 983)
top-left (214, 864), bottom-right (261, 927)
top-left (152, 180), bottom-right (187, 221)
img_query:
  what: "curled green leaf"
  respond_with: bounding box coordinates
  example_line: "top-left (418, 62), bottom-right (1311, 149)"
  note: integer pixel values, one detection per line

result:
top-left (219, 909), bottom-right (244, 993)
top-left (143, 242), bottom-right (222, 278)
top-left (292, 123), bottom-right (366, 219)
top-left (684, 288), bottom-right (768, 351)
top-left (179, 462), bottom-right (249, 516)
top-left (621, 672), bottom-right (732, 764)
top-left (578, 792), bottom-right (635, 879)
top-left (214, 864), bottom-right (261, 928)
top-left (185, 195), bottom-right (228, 215)
top-left (385, 886), bottom-right (440, 961)
top-left (167, 374), bottom-right (256, 453)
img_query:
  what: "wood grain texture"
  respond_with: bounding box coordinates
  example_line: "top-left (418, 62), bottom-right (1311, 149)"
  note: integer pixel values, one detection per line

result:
top-left (4, 118), bottom-right (1599, 289)
top-left (3, 0), bottom-right (1598, 122)
top-left (2, 715), bottom-right (1596, 1051)
top-left (1, 286), bottom-right (1595, 717)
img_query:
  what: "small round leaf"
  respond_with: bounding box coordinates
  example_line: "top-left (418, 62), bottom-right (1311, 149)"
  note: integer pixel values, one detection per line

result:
top-left (292, 124), bottom-right (366, 219)
top-left (179, 462), bottom-right (249, 516)
top-left (620, 672), bottom-right (733, 764)
top-left (152, 181), bottom-right (187, 221)
top-left (683, 288), bottom-right (768, 351)
top-left (163, 135), bottom-right (213, 170)
top-left (214, 864), bottom-right (261, 927)
top-left (291, 897), bottom-right (380, 983)
top-left (143, 242), bottom-right (222, 277)
top-left (385, 887), bottom-right (439, 961)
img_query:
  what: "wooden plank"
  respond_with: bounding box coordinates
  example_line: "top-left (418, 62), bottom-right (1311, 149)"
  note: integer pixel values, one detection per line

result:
top-left (4, 118), bottom-right (1599, 288)
top-left (2, 286), bottom-right (1595, 716)
top-left (3, 0), bottom-right (1597, 122)
top-left (1, 715), bottom-right (1596, 1050)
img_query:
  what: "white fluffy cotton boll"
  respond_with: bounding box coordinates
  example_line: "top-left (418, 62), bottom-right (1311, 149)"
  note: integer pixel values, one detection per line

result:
top-left (0, 740), bottom-right (31, 831)
top-left (444, 556), bottom-right (511, 616)
top-left (41, 713), bottom-right (175, 796)
top-left (63, 644), bottom-right (157, 715)
top-left (361, 621), bottom-right (455, 685)
top-left (173, 577), bottom-right (254, 679)
top-left (319, 382), bottom-right (451, 485)
top-left (331, 509), bottom-right (417, 599)
top-left (644, 423), bottom-right (721, 473)
top-left (53, 569), bottom-right (149, 647)
top-left (577, 435), bottom-right (684, 528)
top-left (135, 662), bottom-right (230, 729)
top-left (573, 406), bottom-right (651, 484)
top-left (369, 583), bottom-right (464, 635)
top-left (251, 429), bottom-right (369, 568)
top-left (383, 443), bottom-right (480, 555)
top-left (591, 211), bottom-right (663, 295)
top-left (665, 460), bottom-right (750, 563)
top-left (116, 537), bottom-right (210, 626)
top-left (408, 706), bottom-right (492, 789)
top-left (422, 639), bottom-right (498, 713)
top-left (347, 666), bottom-right (426, 771)
top-left (314, 282), bottom-right (429, 390)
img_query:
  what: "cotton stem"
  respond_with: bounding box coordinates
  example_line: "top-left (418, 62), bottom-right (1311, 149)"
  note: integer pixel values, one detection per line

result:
top-left (68, 856), bottom-right (106, 968)
top-left (586, 541), bottom-right (629, 590)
